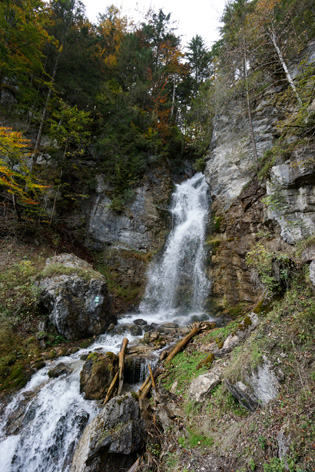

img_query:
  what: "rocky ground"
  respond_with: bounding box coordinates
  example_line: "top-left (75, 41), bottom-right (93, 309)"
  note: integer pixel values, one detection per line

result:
top-left (135, 278), bottom-right (315, 472)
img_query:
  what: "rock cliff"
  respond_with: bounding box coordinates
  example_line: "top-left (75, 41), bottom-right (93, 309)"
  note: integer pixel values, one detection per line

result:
top-left (205, 41), bottom-right (315, 310)
top-left (84, 166), bottom-right (173, 314)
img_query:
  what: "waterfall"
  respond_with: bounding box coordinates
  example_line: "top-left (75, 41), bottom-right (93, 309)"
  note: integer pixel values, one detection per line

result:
top-left (139, 172), bottom-right (210, 323)
top-left (0, 173), bottom-right (210, 471)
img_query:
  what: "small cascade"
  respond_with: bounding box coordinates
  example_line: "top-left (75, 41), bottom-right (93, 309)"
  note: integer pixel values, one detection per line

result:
top-left (0, 172), bottom-right (211, 471)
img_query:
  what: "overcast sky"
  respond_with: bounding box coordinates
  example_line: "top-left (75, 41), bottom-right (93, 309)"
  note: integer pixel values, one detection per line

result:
top-left (82, 0), bottom-right (226, 49)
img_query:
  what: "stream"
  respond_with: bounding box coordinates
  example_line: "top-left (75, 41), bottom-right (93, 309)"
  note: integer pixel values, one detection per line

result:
top-left (0, 172), bottom-right (210, 472)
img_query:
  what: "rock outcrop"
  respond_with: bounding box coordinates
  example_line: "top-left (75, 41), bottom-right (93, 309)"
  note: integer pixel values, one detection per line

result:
top-left (71, 393), bottom-right (145, 472)
top-left (38, 254), bottom-right (115, 340)
top-left (205, 90), bottom-right (277, 214)
top-left (225, 357), bottom-right (280, 411)
top-left (205, 43), bottom-right (315, 310)
top-left (83, 167), bottom-right (173, 314)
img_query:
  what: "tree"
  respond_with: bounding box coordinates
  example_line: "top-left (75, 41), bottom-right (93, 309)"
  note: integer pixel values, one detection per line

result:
top-left (0, 0), bottom-right (54, 110)
top-left (248, 0), bottom-right (303, 105)
top-left (0, 127), bottom-right (47, 218)
top-left (47, 100), bottom-right (91, 222)
top-left (218, 0), bottom-right (259, 163)
top-left (186, 35), bottom-right (212, 93)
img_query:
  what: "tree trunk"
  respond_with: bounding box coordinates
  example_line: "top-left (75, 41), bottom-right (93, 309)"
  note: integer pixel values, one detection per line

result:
top-left (31, 51), bottom-right (60, 168)
top-left (103, 372), bottom-right (119, 405)
top-left (117, 337), bottom-right (129, 395)
top-left (268, 28), bottom-right (302, 106)
top-left (164, 325), bottom-right (201, 364)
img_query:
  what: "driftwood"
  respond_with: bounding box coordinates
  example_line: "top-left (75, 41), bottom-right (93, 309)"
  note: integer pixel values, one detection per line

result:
top-left (164, 325), bottom-right (201, 364)
top-left (138, 323), bottom-right (216, 400)
top-left (117, 337), bottom-right (129, 395)
top-left (103, 371), bottom-right (119, 405)
top-left (148, 363), bottom-right (156, 389)
top-left (103, 337), bottom-right (129, 404)
top-left (139, 379), bottom-right (152, 400)
top-left (127, 457), bottom-right (140, 472)
top-left (138, 374), bottom-right (151, 397)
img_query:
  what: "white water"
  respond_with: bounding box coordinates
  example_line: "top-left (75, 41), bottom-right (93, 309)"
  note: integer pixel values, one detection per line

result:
top-left (139, 172), bottom-right (210, 324)
top-left (0, 173), bottom-right (210, 471)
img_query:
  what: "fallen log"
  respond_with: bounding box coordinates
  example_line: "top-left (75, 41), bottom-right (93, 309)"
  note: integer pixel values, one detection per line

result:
top-left (164, 325), bottom-right (201, 364)
top-left (148, 363), bottom-right (156, 389)
top-left (139, 323), bottom-right (216, 400)
top-left (139, 379), bottom-right (152, 400)
top-left (103, 337), bottom-right (129, 404)
top-left (117, 337), bottom-right (129, 395)
top-left (138, 374), bottom-right (151, 397)
top-left (103, 371), bottom-right (119, 405)
top-left (127, 457), bottom-right (140, 472)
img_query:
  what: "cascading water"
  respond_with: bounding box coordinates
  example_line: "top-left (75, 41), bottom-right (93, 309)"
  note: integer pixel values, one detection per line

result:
top-left (0, 172), bottom-right (210, 472)
top-left (139, 172), bottom-right (210, 323)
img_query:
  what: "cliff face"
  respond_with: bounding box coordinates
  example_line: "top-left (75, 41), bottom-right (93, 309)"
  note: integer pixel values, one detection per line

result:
top-left (83, 166), bottom-right (173, 314)
top-left (205, 41), bottom-right (315, 311)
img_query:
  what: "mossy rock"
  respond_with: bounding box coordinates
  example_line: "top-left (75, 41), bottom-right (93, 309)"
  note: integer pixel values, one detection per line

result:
top-left (80, 352), bottom-right (118, 400)
top-left (197, 352), bottom-right (215, 370)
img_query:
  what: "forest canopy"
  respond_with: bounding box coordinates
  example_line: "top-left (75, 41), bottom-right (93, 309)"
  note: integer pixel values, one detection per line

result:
top-left (0, 0), bottom-right (314, 221)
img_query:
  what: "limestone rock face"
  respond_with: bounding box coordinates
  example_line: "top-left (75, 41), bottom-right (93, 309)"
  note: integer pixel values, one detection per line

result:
top-left (80, 352), bottom-right (118, 400)
top-left (205, 95), bottom-right (277, 213)
top-left (38, 255), bottom-right (115, 340)
top-left (266, 155), bottom-right (315, 244)
top-left (84, 167), bottom-right (172, 314)
top-left (225, 357), bottom-right (280, 411)
top-left (86, 167), bottom-right (172, 252)
top-left (71, 393), bottom-right (145, 472)
top-left (207, 178), bottom-right (290, 307)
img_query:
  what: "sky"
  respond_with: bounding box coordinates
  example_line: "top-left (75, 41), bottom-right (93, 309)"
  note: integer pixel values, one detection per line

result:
top-left (82, 0), bottom-right (226, 49)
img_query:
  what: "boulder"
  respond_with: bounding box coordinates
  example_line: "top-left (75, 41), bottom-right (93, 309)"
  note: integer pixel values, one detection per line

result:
top-left (38, 254), bottom-right (115, 340)
top-left (189, 367), bottom-right (222, 403)
top-left (80, 352), bottom-right (118, 400)
top-left (71, 393), bottom-right (145, 472)
top-left (48, 362), bottom-right (73, 379)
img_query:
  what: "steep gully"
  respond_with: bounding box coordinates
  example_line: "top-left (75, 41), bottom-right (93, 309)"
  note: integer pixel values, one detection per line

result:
top-left (0, 172), bottom-right (211, 472)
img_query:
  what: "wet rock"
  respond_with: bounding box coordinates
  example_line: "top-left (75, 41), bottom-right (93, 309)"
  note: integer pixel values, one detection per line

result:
top-left (111, 323), bottom-right (143, 336)
top-left (143, 331), bottom-right (159, 344)
top-left (189, 367), bottom-right (222, 403)
top-left (46, 409), bottom-right (90, 471)
top-left (80, 352), bottom-right (118, 400)
top-left (127, 324), bottom-right (143, 336)
top-left (161, 322), bottom-right (179, 329)
top-left (6, 391), bottom-right (37, 435)
top-left (124, 356), bottom-right (148, 384)
top-left (71, 393), bottom-right (145, 472)
top-left (48, 362), bottom-right (73, 378)
top-left (38, 254), bottom-right (115, 340)
top-left (133, 319), bottom-right (148, 326)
